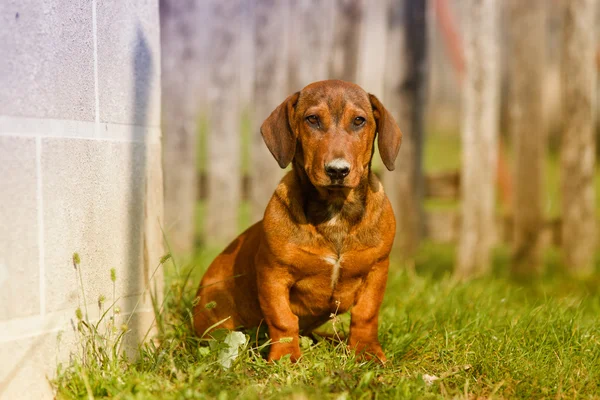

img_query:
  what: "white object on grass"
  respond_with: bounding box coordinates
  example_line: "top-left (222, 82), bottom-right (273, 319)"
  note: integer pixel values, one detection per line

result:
top-left (422, 374), bottom-right (439, 386)
top-left (218, 331), bottom-right (247, 369)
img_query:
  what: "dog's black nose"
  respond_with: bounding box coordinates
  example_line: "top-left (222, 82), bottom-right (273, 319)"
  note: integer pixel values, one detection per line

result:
top-left (325, 159), bottom-right (350, 180)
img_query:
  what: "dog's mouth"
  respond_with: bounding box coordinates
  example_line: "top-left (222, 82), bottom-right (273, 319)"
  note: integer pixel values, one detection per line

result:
top-left (322, 183), bottom-right (354, 197)
top-left (323, 177), bottom-right (352, 188)
top-left (327, 182), bottom-right (347, 189)
top-left (321, 175), bottom-right (362, 190)
top-left (306, 169), bottom-right (360, 191)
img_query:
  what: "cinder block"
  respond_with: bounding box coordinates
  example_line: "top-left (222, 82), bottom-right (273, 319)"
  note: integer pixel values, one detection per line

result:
top-left (41, 138), bottom-right (150, 315)
top-left (0, 0), bottom-right (95, 121)
top-left (0, 330), bottom-right (68, 399)
top-left (96, 0), bottom-right (161, 127)
top-left (0, 136), bottom-right (40, 321)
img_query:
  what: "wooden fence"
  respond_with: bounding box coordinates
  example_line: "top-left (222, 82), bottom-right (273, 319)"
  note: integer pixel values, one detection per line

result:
top-left (161, 0), bottom-right (598, 276)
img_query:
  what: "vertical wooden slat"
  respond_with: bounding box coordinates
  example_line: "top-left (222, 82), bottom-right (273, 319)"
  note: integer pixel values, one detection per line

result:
top-left (561, 0), bottom-right (597, 276)
top-left (239, 1), bottom-right (255, 113)
top-left (288, 0), bottom-right (335, 91)
top-left (508, 0), bottom-right (546, 276)
top-left (356, 0), bottom-right (388, 173)
top-left (382, 0), bottom-right (428, 260)
top-left (205, 0), bottom-right (243, 246)
top-left (160, 0), bottom-right (206, 254)
top-left (250, 0), bottom-right (290, 223)
top-left (329, 0), bottom-right (364, 83)
top-left (456, 0), bottom-right (500, 279)
top-left (356, 0), bottom-right (388, 97)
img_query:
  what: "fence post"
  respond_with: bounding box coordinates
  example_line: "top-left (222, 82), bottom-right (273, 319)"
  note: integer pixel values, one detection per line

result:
top-left (508, 0), bottom-right (546, 276)
top-left (456, 0), bottom-right (500, 279)
top-left (560, 0), bottom-right (597, 276)
top-left (205, 0), bottom-right (243, 246)
top-left (382, 0), bottom-right (427, 261)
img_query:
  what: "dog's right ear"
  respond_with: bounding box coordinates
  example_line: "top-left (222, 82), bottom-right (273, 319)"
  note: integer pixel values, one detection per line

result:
top-left (260, 92), bottom-right (300, 168)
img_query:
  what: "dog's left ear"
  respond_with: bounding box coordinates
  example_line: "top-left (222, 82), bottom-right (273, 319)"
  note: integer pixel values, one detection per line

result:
top-left (369, 94), bottom-right (402, 171)
top-left (260, 92), bottom-right (300, 168)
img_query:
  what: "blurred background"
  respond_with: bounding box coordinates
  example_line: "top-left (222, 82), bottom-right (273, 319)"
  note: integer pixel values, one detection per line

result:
top-left (160, 0), bottom-right (600, 280)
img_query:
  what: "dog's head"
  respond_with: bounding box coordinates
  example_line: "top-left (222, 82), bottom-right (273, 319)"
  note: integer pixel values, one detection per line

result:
top-left (261, 80), bottom-right (402, 190)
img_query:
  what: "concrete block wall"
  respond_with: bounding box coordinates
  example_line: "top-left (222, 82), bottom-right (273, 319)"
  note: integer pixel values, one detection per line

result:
top-left (0, 1), bottom-right (164, 398)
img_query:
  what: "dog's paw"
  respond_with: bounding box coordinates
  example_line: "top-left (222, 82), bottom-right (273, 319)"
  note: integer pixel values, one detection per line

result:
top-left (268, 342), bottom-right (302, 363)
top-left (349, 340), bottom-right (387, 365)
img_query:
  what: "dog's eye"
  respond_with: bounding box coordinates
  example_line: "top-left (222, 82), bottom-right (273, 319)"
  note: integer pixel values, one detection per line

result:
top-left (353, 117), bottom-right (366, 126)
top-left (306, 115), bottom-right (319, 126)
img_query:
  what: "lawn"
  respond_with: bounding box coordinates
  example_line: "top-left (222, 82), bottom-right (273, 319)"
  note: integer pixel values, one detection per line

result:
top-left (54, 131), bottom-right (600, 398)
top-left (54, 242), bottom-right (600, 399)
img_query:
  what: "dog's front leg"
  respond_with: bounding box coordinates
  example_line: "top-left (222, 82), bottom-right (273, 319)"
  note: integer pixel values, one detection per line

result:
top-left (257, 262), bottom-right (301, 362)
top-left (348, 258), bottom-right (389, 364)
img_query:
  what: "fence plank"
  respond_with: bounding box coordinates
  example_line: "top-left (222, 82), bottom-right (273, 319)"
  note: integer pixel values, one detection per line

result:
top-left (508, 0), bottom-right (546, 276)
top-left (205, 0), bottom-right (243, 246)
top-left (561, 0), bottom-right (597, 275)
top-left (456, 0), bottom-right (500, 279)
top-left (356, 0), bottom-right (388, 96)
top-left (288, 0), bottom-right (335, 91)
top-left (250, 0), bottom-right (290, 223)
top-left (329, 0), bottom-right (364, 82)
top-left (160, 0), bottom-right (206, 254)
top-left (382, 0), bottom-right (428, 259)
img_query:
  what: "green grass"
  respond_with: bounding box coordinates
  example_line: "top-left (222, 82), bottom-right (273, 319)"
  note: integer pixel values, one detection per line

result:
top-left (54, 132), bottom-right (600, 398)
top-left (54, 243), bottom-right (600, 399)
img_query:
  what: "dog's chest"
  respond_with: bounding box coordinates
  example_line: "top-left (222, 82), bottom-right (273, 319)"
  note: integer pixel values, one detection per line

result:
top-left (299, 232), bottom-right (378, 293)
top-left (289, 249), bottom-right (373, 318)
top-left (283, 229), bottom-right (386, 320)
top-left (284, 201), bottom-right (383, 311)
top-left (299, 210), bottom-right (380, 288)
top-left (316, 219), bottom-right (347, 254)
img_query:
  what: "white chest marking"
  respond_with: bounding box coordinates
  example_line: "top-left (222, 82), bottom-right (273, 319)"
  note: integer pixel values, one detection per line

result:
top-left (327, 214), bottom-right (339, 225)
top-left (323, 254), bottom-right (343, 289)
top-left (326, 205), bottom-right (341, 226)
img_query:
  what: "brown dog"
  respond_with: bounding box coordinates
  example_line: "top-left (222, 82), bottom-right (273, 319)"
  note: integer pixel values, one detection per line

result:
top-left (193, 80), bottom-right (402, 363)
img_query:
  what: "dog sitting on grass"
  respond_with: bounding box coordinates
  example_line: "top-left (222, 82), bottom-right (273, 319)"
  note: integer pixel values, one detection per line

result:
top-left (193, 80), bottom-right (402, 363)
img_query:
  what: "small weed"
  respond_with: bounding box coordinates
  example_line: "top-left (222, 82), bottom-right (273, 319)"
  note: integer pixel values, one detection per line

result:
top-left (54, 255), bottom-right (132, 399)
